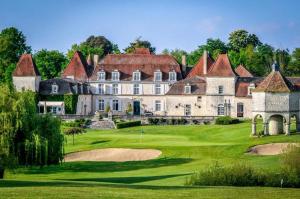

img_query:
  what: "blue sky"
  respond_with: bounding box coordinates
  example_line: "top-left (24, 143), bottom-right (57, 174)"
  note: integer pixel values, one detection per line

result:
top-left (1, 0), bottom-right (299, 53)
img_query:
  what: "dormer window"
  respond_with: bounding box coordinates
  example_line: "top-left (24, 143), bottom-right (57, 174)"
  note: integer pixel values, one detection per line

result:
top-left (154, 70), bottom-right (162, 81)
top-left (184, 83), bottom-right (191, 94)
top-left (248, 83), bottom-right (255, 96)
top-left (169, 71), bottom-right (177, 82)
top-left (97, 70), bottom-right (106, 81)
top-left (52, 84), bottom-right (58, 94)
top-left (133, 70), bottom-right (141, 81)
top-left (218, 85), bottom-right (224, 94)
top-left (112, 70), bottom-right (120, 81)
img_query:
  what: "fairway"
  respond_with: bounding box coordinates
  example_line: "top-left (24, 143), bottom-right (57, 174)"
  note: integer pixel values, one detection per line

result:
top-left (1, 121), bottom-right (300, 198)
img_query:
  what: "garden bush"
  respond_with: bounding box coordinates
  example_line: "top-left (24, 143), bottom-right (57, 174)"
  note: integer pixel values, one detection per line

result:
top-left (215, 116), bottom-right (240, 125)
top-left (116, 120), bottom-right (141, 129)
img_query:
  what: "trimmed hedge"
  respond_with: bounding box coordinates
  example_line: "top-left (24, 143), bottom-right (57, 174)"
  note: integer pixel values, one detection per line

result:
top-left (116, 120), bottom-right (141, 129)
top-left (215, 116), bottom-right (240, 125)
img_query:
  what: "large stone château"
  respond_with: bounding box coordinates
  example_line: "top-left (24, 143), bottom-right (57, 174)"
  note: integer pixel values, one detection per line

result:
top-left (12, 48), bottom-right (300, 135)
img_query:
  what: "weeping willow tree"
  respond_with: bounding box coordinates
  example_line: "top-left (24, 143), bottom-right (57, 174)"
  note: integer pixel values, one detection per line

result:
top-left (0, 85), bottom-right (64, 178)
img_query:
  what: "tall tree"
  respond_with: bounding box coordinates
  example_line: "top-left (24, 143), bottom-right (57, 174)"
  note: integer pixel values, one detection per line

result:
top-left (0, 27), bottom-right (31, 82)
top-left (34, 49), bottom-right (67, 79)
top-left (285, 48), bottom-right (300, 76)
top-left (275, 49), bottom-right (290, 72)
top-left (188, 38), bottom-right (228, 65)
top-left (162, 48), bottom-right (188, 64)
top-left (67, 35), bottom-right (115, 60)
top-left (124, 37), bottom-right (156, 54)
top-left (228, 29), bottom-right (261, 52)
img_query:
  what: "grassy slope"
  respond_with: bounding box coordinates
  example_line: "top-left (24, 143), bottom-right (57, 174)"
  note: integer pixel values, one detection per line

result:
top-left (1, 121), bottom-right (300, 198)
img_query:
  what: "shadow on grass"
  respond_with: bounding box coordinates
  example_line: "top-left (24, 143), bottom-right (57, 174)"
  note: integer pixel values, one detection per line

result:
top-left (90, 140), bottom-right (110, 145)
top-left (59, 173), bottom-right (189, 184)
top-left (20, 157), bottom-right (193, 174)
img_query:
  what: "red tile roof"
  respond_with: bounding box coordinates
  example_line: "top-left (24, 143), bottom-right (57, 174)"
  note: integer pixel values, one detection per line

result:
top-left (235, 65), bottom-right (253, 77)
top-left (90, 53), bottom-right (182, 81)
top-left (253, 71), bottom-right (294, 92)
top-left (187, 53), bottom-right (214, 77)
top-left (166, 76), bottom-right (206, 95)
top-left (207, 54), bottom-right (237, 77)
top-left (13, 54), bottom-right (40, 76)
top-left (62, 51), bottom-right (91, 82)
top-left (134, 48), bottom-right (151, 54)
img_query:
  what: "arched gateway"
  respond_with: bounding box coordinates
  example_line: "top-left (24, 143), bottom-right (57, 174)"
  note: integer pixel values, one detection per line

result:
top-left (251, 62), bottom-right (300, 136)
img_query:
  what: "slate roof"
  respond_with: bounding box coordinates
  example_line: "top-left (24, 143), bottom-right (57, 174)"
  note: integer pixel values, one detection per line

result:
top-left (62, 51), bottom-right (93, 82)
top-left (187, 53), bottom-right (214, 77)
top-left (90, 50), bottom-right (183, 81)
top-left (39, 78), bottom-right (91, 95)
top-left (235, 65), bottom-right (253, 77)
top-left (166, 76), bottom-right (206, 95)
top-left (206, 54), bottom-right (237, 77)
top-left (13, 54), bottom-right (40, 76)
top-left (235, 77), bottom-right (263, 97)
top-left (253, 71), bottom-right (295, 92)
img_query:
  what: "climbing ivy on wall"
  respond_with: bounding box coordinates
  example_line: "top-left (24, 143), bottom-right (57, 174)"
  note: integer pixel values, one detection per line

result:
top-left (64, 94), bottom-right (78, 114)
top-left (38, 94), bottom-right (78, 114)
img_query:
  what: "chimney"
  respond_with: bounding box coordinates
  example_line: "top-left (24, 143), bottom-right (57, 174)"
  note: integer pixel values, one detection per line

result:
top-left (87, 54), bottom-right (93, 66)
top-left (272, 61), bottom-right (280, 72)
top-left (203, 50), bottom-right (207, 75)
top-left (181, 55), bottom-right (186, 73)
top-left (93, 54), bottom-right (99, 66)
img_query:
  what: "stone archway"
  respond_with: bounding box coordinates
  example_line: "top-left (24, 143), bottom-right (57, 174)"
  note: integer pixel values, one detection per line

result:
top-left (252, 114), bottom-right (264, 136)
top-left (290, 114), bottom-right (300, 133)
top-left (268, 115), bottom-right (285, 135)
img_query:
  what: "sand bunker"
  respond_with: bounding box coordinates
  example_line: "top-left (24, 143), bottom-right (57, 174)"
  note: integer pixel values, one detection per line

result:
top-left (247, 143), bottom-right (298, 155)
top-left (64, 148), bottom-right (162, 162)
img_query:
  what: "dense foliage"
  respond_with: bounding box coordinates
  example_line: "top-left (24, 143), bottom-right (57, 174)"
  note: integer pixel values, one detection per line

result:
top-left (0, 27), bottom-right (31, 85)
top-left (34, 49), bottom-right (67, 79)
top-left (215, 116), bottom-right (240, 125)
top-left (0, 85), bottom-right (64, 178)
top-left (124, 37), bottom-right (156, 54)
top-left (39, 94), bottom-right (78, 114)
top-left (116, 120), bottom-right (141, 129)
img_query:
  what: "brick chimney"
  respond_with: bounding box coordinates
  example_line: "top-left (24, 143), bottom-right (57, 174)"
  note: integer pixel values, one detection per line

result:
top-left (181, 55), bottom-right (186, 73)
top-left (93, 54), bottom-right (99, 66)
top-left (203, 50), bottom-right (207, 75)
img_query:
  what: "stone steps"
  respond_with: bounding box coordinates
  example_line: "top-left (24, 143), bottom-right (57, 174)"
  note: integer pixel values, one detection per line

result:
top-left (89, 120), bottom-right (116, 129)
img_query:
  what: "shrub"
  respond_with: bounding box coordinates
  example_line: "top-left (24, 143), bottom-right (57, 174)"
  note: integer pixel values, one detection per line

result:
top-left (215, 116), bottom-right (240, 125)
top-left (159, 118), bottom-right (167, 124)
top-left (192, 120), bottom-right (200, 125)
top-left (203, 120), bottom-right (210, 125)
top-left (116, 120), bottom-right (141, 129)
top-left (64, 127), bottom-right (86, 145)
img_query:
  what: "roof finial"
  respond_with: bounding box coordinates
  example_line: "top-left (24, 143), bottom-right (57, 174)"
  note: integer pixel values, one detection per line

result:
top-left (272, 61), bottom-right (280, 72)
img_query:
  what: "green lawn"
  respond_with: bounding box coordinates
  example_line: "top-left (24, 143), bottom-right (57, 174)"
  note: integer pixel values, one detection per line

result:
top-left (1, 121), bottom-right (300, 198)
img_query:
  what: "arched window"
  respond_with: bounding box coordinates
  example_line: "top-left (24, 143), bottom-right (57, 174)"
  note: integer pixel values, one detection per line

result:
top-left (217, 104), bottom-right (224, 115)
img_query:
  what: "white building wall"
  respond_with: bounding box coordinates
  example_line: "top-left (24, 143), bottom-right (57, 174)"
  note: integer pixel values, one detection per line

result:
top-left (206, 77), bottom-right (236, 95)
top-left (76, 95), bottom-right (92, 115)
top-left (13, 76), bottom-right (41, 92)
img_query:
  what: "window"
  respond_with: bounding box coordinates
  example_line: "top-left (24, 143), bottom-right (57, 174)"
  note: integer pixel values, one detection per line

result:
top-left (98, 84), bottom-right (104, 94)
top-left (218, 86), bottom-right (224, 94)
top-left (155, 100), bottom-right (161, 111)
top-left (237, 103), bottom-right (244, 117)
top-left (99, 99), bottom-right (104, 111)
top-left (217, 104), bottom-right (224, 115)
top-left (97, 71), bottom-right (105, 81)
top-left (133, 71), bottom-right (141, 81)
top-left (133, 84), bottom-right (140, 95)
top-left (184, 104), bottom-right (191, 116)
top-left (112, 84), bottom-right (118, 95)
top-left (184, 84), bottom-right (191, 94)
top-left (155, 84), bottom-right (161, 94)
top-left (112, 71), bottom-right (119, 81)
top-left (52, 84), bottom-right (58, 94)
top-left (169, 71), bottom-right (176, 81)
top-left (112, 100), bottom-right (119, 111)
top-left (154, 71), bottom-right (162, 81)
top-left (52, 106), bottom-right (57, 114)
top-left (248, 83), bottom-right (255, 96)
top-left (197, 96), bottom-right (202, 102)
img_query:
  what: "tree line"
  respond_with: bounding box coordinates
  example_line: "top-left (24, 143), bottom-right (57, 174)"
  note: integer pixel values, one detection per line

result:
top-left (0, 27), bottom-right (300, 85)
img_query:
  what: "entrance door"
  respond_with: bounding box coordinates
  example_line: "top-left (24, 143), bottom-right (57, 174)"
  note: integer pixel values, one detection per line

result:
top-left (133, 101), bottom-right (140, 115)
